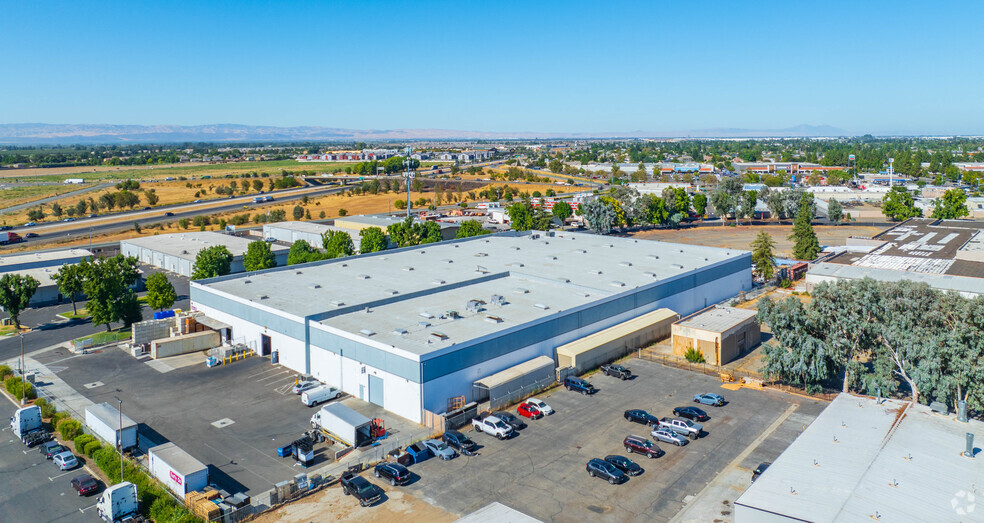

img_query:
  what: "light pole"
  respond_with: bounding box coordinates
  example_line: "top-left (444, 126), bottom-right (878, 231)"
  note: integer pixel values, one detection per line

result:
top-left (19, 334), bottom-right (25, 405)
top-left (404, 147), bottom-right (414, 219)
top-left (115, 396), bottom-right (124, 482)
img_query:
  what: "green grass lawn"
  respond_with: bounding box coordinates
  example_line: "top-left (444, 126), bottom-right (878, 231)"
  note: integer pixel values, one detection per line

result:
top-left (60, 308), bottom-right (92, 320)
top-left (74, 327), bottom-right (131, 347)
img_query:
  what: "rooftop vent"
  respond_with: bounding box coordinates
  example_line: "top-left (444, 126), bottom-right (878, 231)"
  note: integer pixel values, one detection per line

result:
top-left (440, 259), bottom-right (453, 264)
top-left (533, 303), bottom-right (549, 310)
top-left (514, 288), bottom-right (530, 294)
top-left (359, 329), bottom-right (375, 336)
top-left (557, 277), bottom-right (570, 283)
top-left (295, 271), bottom-right (303, 275)
top-left (644, 271), bottom-right (657, 278)
top-left (402, 266), bottom-right (414, 271)
top-left (508, 262), bottom-right (525, 267)
top-left (610, 281), bottom-right (626, 287)
top-left (574, 249), bottom-right (587, 254)
top-left (589, 269), bottom-right (602, 275)
top-left (511, 246), bottom-right (521, 251)
top-left (546, 255), bottom-right (557, 260)
top-left (576, 291), bottom-right (591, 297)
top-left (491, 294), bottom-right (506, 306)
top-left (432, 279), bottom-right (446, 285)
top-left (329, 300), bottom-right (345, 307)
top-left (430, 332), bottom-right (449, 341)
top-left (648, 254), bottom-right (659, 260)
top-left (383, 289), bottom-right (398, 295)
top-left (485, 315), bottom-right (504, 324)
top-left (308, 284), bottom-right (321, 289)
top-left (418, 321), bottom-right (431, 328)
top-left (619, 261), bottom-right (632, 267)
top-left (419, 312), bottom-right (435, 319)
top-left (341, 263), bottom-right (348, 267)
top-left (393, 328), bottom-right (408, 335)
top-left (255, 294), bottom-right (268, 300)
top-left (356, 274), bottom-right (370, 280)
top-left (243, 279), bottom-right (252, 284)
top-left (673, 264), bottom-right (685, 269)
top-left (475, 252), bottom-right (488, 257)
top-left (466, 300), bottom-right (486, 312)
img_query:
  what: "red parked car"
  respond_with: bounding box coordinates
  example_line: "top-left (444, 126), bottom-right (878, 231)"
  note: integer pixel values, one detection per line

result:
top-left (71, 474), bottom-right (99, 496)
top-left (517, 403), bottom-right (543, 419)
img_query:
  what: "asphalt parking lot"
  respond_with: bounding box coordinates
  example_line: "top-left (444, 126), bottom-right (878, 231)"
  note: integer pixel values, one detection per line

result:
top-left (390, 357), bottom-right (827, 522)
top-left (0, 398), bottom-right (98, 522)
top-left (35, 347), bottom-right (328, 495)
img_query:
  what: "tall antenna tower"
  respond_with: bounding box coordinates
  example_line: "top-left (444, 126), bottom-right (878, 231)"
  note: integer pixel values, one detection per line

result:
top-left (404, 147), bottom-right (414, 219)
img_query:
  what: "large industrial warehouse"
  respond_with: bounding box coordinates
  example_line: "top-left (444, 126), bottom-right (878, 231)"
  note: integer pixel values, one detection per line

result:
top-left (121, 231), bottom-right (288, 278)
top-left (189, 230), bottom-right (752, 423)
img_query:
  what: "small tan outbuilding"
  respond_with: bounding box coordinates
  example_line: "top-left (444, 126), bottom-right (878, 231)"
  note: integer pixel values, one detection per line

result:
top-left (556, 308), bottom-right (679, 372)
top-left (672, 306), bottom-right (760, 366)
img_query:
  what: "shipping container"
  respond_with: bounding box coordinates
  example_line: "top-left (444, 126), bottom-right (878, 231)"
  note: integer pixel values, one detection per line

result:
top-left (148, 442), bottom-right (208, 496)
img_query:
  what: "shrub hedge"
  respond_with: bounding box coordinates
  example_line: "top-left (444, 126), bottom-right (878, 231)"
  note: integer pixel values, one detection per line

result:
top-left (57, 419), bottom-right (82, 440)
top-left (83, 440), bottom-right (102, 457)
top-left (74, 433), bottom-right (95, 451)
top-left (4, 376), bottom-right (36, 400)
top-left (0, 365), bottom-right (12, 379)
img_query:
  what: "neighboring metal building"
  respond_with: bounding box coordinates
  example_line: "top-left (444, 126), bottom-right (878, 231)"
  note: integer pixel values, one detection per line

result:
top-left (190, 230), bottom-right (752, 423)
top-left (261, 220), bottom-right (389, 253)
top-left (671, 306), bottom-right (760, 366)
top-left (555, 308), bottom-right (678, 372)
top-left (0, 249), bottom-right (92, 308)
top-left (332, 214), bottom-right (459, 241)
top-left (807, 218), bottom-right (984, 298)
top-left (734, 393), bottom-right (984, 522)
top-left (473, 355), bottom-right (555, 407)
top-left (121, 232), bottom-right (288, 278)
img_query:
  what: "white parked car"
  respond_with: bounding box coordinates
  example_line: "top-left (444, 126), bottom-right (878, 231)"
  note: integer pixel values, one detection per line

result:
top-left (53, 451), bottom-right (79, 471)
top-left (292, 379), bottom-right (319, 395)
top-left (523, 398), bottom-right (554, 415)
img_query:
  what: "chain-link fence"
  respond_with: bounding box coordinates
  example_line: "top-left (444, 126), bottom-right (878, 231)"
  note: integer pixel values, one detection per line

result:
top-left (488, 374), bottom-right (557, 410)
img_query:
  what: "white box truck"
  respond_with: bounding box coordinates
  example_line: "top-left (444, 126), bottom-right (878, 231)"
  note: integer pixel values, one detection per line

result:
top-left (96, 482), bottom-right (139, 522)
top-left (10, 405), bottom-right (42, 439)
top-left (148, 442), bottom-right (208, 497)
top-left (300, 385), bottom-right (342, 407)
top-left (85, 403), bottom-right (138, 450)
top-left (309, 403), bottom-right (373, 448)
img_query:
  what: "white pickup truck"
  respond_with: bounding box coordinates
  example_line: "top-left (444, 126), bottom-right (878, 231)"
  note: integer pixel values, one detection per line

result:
top-left (658, 417), bottom-right (702, 440)
top-left (471, 415), bottom-right (514, 440)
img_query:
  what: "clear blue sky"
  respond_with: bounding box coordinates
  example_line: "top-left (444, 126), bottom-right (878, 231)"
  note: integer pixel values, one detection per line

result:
top-left (3, 0), bottom-right (982, 135)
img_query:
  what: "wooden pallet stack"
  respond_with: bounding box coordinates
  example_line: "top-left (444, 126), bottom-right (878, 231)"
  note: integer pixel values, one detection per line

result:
top-left (185, 490), bottom-right (221, 521)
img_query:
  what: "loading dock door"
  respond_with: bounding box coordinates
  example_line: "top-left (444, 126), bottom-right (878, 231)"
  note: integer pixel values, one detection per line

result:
top-left (368, 375), bottom-right (384, 407)
top-left (261, 334), bottom-right (271, 356)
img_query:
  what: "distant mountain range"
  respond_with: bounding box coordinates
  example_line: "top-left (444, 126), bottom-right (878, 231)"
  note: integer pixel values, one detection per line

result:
top-left (0, 123), bottom-right (851, 144)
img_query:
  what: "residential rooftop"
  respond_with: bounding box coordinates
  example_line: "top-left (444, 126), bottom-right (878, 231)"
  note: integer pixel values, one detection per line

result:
top-left (675, 306), bottom-right (757, 332)
top-left (120, 231), bottom-right (287, 261)
top-left (735, 393), bottom-right (984, 522)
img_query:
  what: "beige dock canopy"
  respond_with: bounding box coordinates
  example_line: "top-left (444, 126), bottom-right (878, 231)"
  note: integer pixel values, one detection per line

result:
top-left (556, 308), bottom-right (678, 372)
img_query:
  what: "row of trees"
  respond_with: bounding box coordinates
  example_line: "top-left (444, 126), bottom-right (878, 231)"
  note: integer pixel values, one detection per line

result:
top-left (881, 186), bottom-right (970, 221)
top-left (759, 278), bottom-right (984, 413)
top-left (580, 186), bottom-right (708, 234)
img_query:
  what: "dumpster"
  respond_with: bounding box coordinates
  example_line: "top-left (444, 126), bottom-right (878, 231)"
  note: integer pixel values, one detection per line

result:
top-left (405, 443), bottom-right (432, 464)
top-left (277, 444), bottom-right (292, 458)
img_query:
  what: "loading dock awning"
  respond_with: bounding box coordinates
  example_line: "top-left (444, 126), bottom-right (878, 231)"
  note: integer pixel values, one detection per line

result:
top-left (474, 356), bottom-right (555, 390)
top-left (194, 315), bottom-right (232, 331)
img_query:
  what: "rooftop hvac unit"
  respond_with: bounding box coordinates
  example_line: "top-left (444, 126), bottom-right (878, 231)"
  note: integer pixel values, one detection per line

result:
top-left (490, 294), bottom-right (506, 306)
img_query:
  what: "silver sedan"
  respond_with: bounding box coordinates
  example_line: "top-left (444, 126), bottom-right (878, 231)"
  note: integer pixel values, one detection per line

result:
top-left (651, 427), bottom-right (689, 446)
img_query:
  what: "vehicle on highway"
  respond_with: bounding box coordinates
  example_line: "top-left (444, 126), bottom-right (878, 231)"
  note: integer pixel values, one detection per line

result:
top-left (752, 462), bottom-right (771, 482)
top-left (421, 439), bottom-right (457, 460)
top-left (564, 376), bottom-right (596, 394)
top-left (292, 378), bottom-right (319, 395)
top-left (600, 364), bottom-right (631, 380)
top-left (443, 430), bottom-right (477, 456)
top-left (24, 222), bottom-right (36, 226)
top-left (471, 416), bottom-right (514, 440)
top-left (340, 471), bottom-right (381, 507)
top-left (142, 207), bottom-right (151, 210)
top-left (53, 451), bottom-right (79, 470)
top-left (586, 458), bottom-right (628, 484)
top-left (0, 225), bottom-right (10, 231)
top-left (88, 214), bottom-right (97, 218)
top-left (673, 406), bottom-right (709, 422)
top-left (41, 442), bottom-right (66, 459)
top-left (373, 462), bottom-right (410, 486)
top-left (164, 212), bottom-right (174, 216)
top-left (658, 417), bottom-right (702, 440)
top-left (489, 411), bottom-right (526, 430)
top-left (623, 409), bottom-right (660, 427)
top-left (523, 398), bottom-right (553, 415)
top-left (194, 199), bottom-right (202, 203)
top-left (263, 237), bottom-right (276, 242)
top-left (651, 427), bottom-right (688, 446)
top-left (604, 455), bottom-right (643, 476)
top-left (63, 217), bottom-right (75, 222)
top-left (300, 385), bottom-right (342, 407)
top-left (694, 393), bottom-right (726, 406)
top-left (25, 232), bottom-right (39, 238)
top-left (623, 435), bottom-right (662, 458)
top-left (71, 474), bottom-right (99, 496)
top-left (517, 402), bottom-right (543, 419)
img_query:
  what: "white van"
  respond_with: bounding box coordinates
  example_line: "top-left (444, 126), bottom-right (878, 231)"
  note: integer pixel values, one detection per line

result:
top-left (301, 385), bottom-right (342, 407)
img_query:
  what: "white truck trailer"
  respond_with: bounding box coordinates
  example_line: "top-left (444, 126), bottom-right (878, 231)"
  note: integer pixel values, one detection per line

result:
top-left (10, 405), bottom-right (42, 439)
top-left (85, 403), bottom-right (138, 450)
top-left (96, 482), bottom-right (139, 522)
top-left (148, 442), bottom-right (208, 497)
top-left (309, 403), bottom-right (373, 448)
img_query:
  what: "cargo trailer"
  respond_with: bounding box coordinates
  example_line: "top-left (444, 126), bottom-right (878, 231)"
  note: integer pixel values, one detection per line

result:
top-left (148, 442), bottom-right (208, 497)
top-left (85, 403), bottom-right (138, 450)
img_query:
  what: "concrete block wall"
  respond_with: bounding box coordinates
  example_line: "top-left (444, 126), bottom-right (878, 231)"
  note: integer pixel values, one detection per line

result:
top-left (151, 330), bottom-right (220, 359)
top-left (132, 318), bottom-right (176, 346)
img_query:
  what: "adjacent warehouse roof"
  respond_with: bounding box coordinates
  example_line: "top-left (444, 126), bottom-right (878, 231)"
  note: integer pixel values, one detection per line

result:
top-left (85, 402), bottom-right (137, 430)
top-left (121, 231), bottom-right (287, 261)
top-left (261, 220), bottom-right (379, 252)
top-left (148, 442), bottom-right (207, 475)
top-left (0, 248), bottom-right (92, 275)
top-left (674, 306), bottom-right (757, 333)
top-left (556, 308), bottom-right (679, 360)
top-left (735, 393), bottom-right (984, 522)
top-left (333, 214), bottom-right (457, 231)
top-left (475, 356), bottom-right (555, 390)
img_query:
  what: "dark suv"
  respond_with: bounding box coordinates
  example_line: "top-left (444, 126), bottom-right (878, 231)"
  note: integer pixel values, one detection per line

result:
top-left (564, 376), bottom-right (597, 395)
top-left (600, 364), bottom-right (631, 380)
top-left (623, 409), bottom-right (660, 427)
top-left (623, 435), bottom-right (663, 459)
top-left (373, 462), bottom-right (410, 486)
top-left (489, 411), bottom-right (526, 431)
top-left (443, 430), bottom-right (478, 456)
top-left (586, 458), bottom-right (628, 484)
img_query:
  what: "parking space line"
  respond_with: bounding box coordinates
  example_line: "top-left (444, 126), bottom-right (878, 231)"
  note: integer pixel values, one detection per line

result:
top-left (258, 370), bottom-right (292, 382)
top-left (247, 367), bottom-right (283, 379)
top-left (48, 470), bottom-right (74, 481)
top-left (79, 503), bottom-right (97, 513)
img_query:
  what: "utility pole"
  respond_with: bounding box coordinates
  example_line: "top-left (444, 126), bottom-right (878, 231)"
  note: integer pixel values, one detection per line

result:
top-left (19, 334), bottom-right (25, 405)
top-left (116, 396), bottom-right (124, 482)
top-left (404, 147), bottom-right (414, 219)
top-left (888, 157), bottom-right (894, 187)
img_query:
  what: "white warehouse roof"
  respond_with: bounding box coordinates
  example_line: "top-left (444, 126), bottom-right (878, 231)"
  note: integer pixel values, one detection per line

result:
top-left (121, 231), bottom-right (287, 261)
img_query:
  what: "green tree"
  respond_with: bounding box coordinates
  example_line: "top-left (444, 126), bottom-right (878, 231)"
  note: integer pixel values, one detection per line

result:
top-left (882, 186), bottom-right (921, 221)
top-left (74, 199), bottom-right (87, 216)
top-left (505, 202), bottom-right (534, 231)
top-left (287, 240), bottom-right (324, 265)
top-left (634, 194), bottom-right (668, 227)
top-left (827, 198), bottom-right (844, 225)
top-left (386, 217), bottom-right (442, 247)
top-left (750, 231), bottom-right (777, 280)
top-left (292, 205), bottom-right (304, 220)
top-left (144, 189), bottom-right (159, 206)
top-left (692, 193), bottom-right (707, 218)
top-left (359, 227), bottom-right (388, 253)
top-left (455, 220), bottom-right (491, 238)
top-left (52, 263), bottom-right (86, 315)
top-left (0, 274), bottom-right (40, 328)
top-left (191, 246), bottom-right (233, 280)
top-left (789, 201), bottom-right (820, 260)
top-left (81, 255), bottom-right (142, 331)
top-left (243, 240), bottom-right (277, 271)
top-left (711, 176), bottom-right (743, 224)
top-left (27, 208), bottom-right (45, 221)
top-left (930, 188), bottom-right (970, 219)
top-left (50, 202), bottom-right (63, 217)
top-left (178, 217), bottom-right (190, 229)
top-left (552, 201), bottom-right (573, 222)
top-left (144, 272), bottom-right (177, 311)
top-left (322, 230), bottom-right (355, 258)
